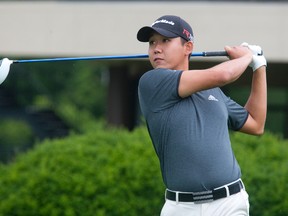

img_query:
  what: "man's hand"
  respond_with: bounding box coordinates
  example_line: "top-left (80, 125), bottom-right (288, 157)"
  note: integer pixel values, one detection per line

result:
top-left (241, 42), bottom-right (267, 72)
top-left (225, 45), bottom-right (253, 60)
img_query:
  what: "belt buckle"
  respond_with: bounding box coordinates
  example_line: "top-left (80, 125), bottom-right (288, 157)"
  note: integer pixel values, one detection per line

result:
top-left (192, 190), bottom-right (214, 204)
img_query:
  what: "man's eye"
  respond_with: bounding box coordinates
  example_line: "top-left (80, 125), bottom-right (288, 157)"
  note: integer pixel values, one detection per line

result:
top-left (149, 41), bottom-right (155, 45)
top-left (163, 39), bottom-right (170, 43)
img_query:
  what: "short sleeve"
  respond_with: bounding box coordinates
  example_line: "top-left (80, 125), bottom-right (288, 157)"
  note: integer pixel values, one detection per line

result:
top-left (225, 96), bottom-right (249, 131)
top-left (138, 68), bottom-right (182, 114)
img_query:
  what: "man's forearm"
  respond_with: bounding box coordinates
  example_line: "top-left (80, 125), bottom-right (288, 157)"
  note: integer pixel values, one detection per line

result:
top-left (244, 66), bottom-right (267, 132)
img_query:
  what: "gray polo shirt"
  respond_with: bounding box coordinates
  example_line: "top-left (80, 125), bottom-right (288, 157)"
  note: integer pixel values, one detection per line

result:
top-left (138, 68), bottom-right (248, 192)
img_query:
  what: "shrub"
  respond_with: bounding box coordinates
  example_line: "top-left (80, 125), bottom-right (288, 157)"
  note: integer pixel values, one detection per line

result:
top-left (0, 127), bottom-right (287, 216)
top-left (0, 125), bottom-right (164, 216)
top-left (0, 119), bottom-right (35, 163)
top-left (231, 132), bottom-right (288, 216)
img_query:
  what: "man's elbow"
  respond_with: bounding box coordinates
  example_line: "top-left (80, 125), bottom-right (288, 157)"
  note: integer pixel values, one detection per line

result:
top-left (252, 125), bottom-right (265, 136)
top-left (254, 128), bottom-right (265, 136)
top-left (240, 122), bottom-right (265, 136)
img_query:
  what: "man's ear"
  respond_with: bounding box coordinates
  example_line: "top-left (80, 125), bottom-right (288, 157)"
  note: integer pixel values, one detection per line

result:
top-left (185, 41), bottom-right (193, 56)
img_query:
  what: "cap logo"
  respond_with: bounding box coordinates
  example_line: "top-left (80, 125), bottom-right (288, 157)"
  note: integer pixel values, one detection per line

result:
top-left (151, 19), bottom-right (175, 27)
top-left (183, 28), bottom-right (193, 41)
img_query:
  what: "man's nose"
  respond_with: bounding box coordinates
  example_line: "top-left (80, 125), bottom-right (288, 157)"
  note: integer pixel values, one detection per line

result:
top-left (154, 43), bottom-right (162, 54)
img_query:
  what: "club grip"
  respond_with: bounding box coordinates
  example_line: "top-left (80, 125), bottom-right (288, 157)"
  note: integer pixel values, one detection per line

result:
top-left (203, 51), bottom-right (228, 57)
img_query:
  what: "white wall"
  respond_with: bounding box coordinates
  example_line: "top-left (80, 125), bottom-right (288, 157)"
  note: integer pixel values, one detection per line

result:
top-left (0, 1), bottom-right (287, 62)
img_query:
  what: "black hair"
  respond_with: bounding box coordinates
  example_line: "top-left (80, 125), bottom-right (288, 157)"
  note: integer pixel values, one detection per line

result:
top-left (181, 38), bottom-right (192, 60)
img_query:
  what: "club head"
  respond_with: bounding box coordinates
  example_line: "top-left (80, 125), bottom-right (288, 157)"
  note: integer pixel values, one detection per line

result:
top-left (0, 58), bottom-right (13, 85)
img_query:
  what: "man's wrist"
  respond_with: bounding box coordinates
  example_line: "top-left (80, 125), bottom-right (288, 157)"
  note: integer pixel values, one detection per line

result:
top-left (253, 64), bottom-right (266, 73)
top-left (251, 55), bottom-right (267, 72)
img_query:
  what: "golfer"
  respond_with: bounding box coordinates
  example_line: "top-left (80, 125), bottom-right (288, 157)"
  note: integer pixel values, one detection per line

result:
top-left (137, 15), bottom-right (267, 216)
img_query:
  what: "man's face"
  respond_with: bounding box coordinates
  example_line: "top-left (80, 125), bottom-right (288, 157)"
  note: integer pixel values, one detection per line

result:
top-left (148, 33), bottom-right (190, 70)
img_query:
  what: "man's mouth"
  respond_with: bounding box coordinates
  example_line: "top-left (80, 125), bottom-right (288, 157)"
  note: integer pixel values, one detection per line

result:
top-left (154, 57), bottom-right (163, 62)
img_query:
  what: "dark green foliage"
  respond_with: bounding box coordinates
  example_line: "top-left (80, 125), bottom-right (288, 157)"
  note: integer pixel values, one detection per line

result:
top-left (5, 61), bottom-right (107, 132)
top-left (0, 119), bottom-right (35, 163)
top-left (0, 125), bottom-right (164, 216)
top-left (231, 132), bottom-right (288, 216)
top-left (0, 127), bottom-right (287, 215)
top-left (0, 119), bottom-right (34, 147)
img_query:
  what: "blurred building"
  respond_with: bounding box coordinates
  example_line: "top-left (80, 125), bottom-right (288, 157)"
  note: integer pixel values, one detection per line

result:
top-left (0, 1), bottom-right (287, 136)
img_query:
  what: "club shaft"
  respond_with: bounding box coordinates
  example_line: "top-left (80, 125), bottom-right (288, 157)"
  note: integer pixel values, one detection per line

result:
top-left (13, 51), bottom-right (228, 64)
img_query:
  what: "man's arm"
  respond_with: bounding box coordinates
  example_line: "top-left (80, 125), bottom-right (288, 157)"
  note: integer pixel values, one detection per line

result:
top-left (178, 45), bottom-right (253, 98)
top-left (240, 66), bottom-right (267, 135)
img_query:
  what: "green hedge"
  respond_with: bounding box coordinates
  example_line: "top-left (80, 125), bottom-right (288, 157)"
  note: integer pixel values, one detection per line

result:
top-left (0, 119), bottom-right (35, 163)
top-left (0, 126), bottom-right (287, 216)
top-left (231, 132), bottom-right (288, 216)
top-left (0, 125), bottom-right (164, 216)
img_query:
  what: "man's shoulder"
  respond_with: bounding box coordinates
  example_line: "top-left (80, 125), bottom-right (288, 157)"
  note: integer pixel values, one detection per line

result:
top-left (144, 68), bottom-right (173, 74)
top-left (139, 68), bottom-right (183, 96)
top-left (140, 68), bottom-right (182, 80)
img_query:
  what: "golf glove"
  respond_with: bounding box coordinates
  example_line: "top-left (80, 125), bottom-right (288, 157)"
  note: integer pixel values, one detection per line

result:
top-left (241, 42), bottom-right (267, 72)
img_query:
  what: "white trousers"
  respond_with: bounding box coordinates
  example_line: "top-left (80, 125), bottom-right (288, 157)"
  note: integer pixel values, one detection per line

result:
top-left (161, 189), bottom-right (249, 216)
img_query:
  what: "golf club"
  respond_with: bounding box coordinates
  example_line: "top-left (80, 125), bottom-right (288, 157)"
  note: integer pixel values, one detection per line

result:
top-left (0, 51), bottom-right (229, 85)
